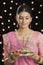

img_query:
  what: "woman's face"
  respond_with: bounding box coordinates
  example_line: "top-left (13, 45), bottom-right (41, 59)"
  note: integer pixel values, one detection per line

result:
top-left (16, 11), bottom-right (32, 28)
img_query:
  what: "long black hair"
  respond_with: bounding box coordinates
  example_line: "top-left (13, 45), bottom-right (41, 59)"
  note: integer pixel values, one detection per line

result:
top-left (16, 4), bottom-right (32, 17)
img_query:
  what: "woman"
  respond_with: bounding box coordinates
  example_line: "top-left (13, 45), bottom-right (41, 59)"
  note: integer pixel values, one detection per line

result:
top-left (2, 4), bottom-right (43, 65)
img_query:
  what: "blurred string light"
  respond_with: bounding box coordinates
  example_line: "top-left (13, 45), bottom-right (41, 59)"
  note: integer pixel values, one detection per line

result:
top-left (41, 29), bottom-right (43, 32)
top-left (1, 22), bottom-right (4, 25)
top-left (13, 22), bottom-right (16, 25)
top-left (11, 0), bottom-right (13, 3)
top-left (3, 2), bottom-right (6, 5)
top-left (8, 26), bottom-right (10, 28)
top-left (8, 19), bottom-right (11, 22)
top-left (31, 1), bottom-right (34, 4)
top-left (2, 53), bottom-right (4, 56)
top-left (0, 16), bottom-right (3, 19)
top-left (38, 11), bottom-right (41, 14)
top-left (0, 41), bottom-right (2, 44)
top-left (2, 29), bottom-right (5, 31)
top-left (35, 22), bottom-right (38, 25)
top-left (2, 59), bottom-right (4, 62)
top-left (15, 29), bottom-right (17, 31)
top-left (40, 4), bottom-right (43, 7)
top-left (10, 7), bottom-right (13, 10)
top-left (23, 3), bottom-right (26, 5)
top-left (4, 10), bottom-right (7, 13)
top-left (35, 16), bottom-right (38, 19)
top-left (15, 3), bottom-right (18, 5)
top-left (3, 47), bottom-right (4, 50)
top-left (9, 13), bottom-right (12, 16)
top-left (31, 8), bottom-right (34, 10)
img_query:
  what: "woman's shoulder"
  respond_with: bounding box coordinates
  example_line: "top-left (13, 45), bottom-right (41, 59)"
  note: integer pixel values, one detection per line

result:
top-left (2, 31), bottom-right (16, 41)
top-left (34, 30), bottom-right (43, 39)
top-left (34, 30), bottom-right (43, 35)
top-left (2, 31), bottom-right (16, 37)
top-left (2, 31), bottom-right (16, 45)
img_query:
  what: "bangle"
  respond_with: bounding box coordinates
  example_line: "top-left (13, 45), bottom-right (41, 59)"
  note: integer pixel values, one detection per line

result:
top-left (31, 53), bottom-right (41, 63)
top-left (37, 57), bottom-right (41, 63)
top-left (8, 57), bottom-right (14, 63)
top-left (30, 53), bottom-right (43, 64)
top-left (37, 57), bottom-right (42, 64)
top-left (4, 57), bottom-right (14, 63)
top-left (10, 51), bottom-right (15, 60)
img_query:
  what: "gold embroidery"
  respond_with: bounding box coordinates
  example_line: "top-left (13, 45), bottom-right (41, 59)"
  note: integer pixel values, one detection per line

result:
top-left (3, 34), bottom-right (9, 45)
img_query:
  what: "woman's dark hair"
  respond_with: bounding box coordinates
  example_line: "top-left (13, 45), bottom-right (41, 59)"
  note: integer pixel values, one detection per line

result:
top-left (16, 4), bottom-right (32, 17)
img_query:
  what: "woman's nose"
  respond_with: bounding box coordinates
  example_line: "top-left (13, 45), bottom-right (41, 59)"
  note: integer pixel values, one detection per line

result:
top-left (22, 18), bottom-right (25, 23)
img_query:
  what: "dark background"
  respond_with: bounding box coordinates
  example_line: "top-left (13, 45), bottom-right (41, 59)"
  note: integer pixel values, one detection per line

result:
top-left (0, 0), bottom-right (43, 65)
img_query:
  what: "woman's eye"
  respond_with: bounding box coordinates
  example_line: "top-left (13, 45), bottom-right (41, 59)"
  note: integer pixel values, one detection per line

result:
top-left (19, 17), bottom-right (23, 19)
top-left (26, 18), bottom-right (29, 19)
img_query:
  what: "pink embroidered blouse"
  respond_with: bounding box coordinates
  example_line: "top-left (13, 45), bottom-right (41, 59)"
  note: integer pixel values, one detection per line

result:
top-left (2, 31), bottom-right (43, 65)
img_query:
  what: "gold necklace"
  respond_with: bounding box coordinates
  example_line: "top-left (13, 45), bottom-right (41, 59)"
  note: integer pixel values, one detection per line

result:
top-left (21, 31), bottom-right (34, 51)
top-left (16, 30), bottom-right (34, 50)
top-left (22, 35), bottom-right (31, 50)
top-left (17, 29), bottom-right (34, 40)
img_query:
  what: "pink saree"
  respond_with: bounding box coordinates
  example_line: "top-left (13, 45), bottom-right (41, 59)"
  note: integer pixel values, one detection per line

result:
top-left (2, 31), bottom-right (43, 65)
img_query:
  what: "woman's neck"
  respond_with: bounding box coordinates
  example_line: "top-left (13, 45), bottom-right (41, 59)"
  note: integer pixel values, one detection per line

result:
top-left (15, 27), bottom-right (34, 39)
top-left (18, 27), bottom-right (31, 35)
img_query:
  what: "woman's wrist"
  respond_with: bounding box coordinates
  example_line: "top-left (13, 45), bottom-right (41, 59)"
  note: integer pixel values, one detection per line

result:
top-left (4, 57), bottom-right (14, 65)
top-left (8, 57), bottom-right (14, 63)
top-left (37, 57), bottom-right (43, 64)
top-left (31, 53), bottom-right (40, 62)
top-left (31, 53), bottom-right (43, 64)
top-left (4, 57), bottom-right (14, 64)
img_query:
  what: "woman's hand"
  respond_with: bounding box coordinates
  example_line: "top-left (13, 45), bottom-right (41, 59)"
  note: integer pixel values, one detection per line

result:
top-left (27, 52), bottom-right (43, 64)
top-left (23, 47), bottom-right (40, 61)
top-left (27, 52), bottom-right (40, 62)
top-left (9, 51), bottom-right (20, 61)
top-left (4, 51), bottom-right (20, 65)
